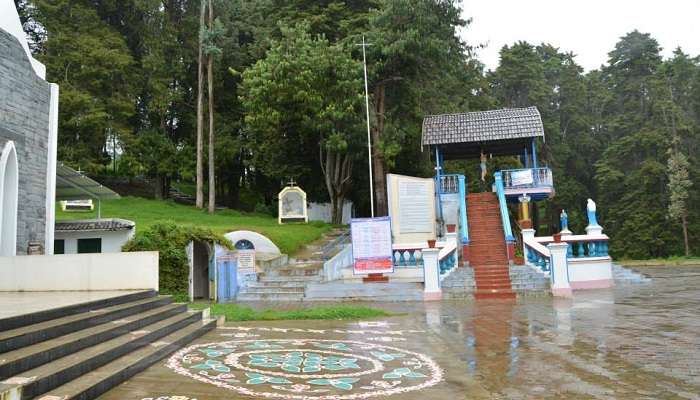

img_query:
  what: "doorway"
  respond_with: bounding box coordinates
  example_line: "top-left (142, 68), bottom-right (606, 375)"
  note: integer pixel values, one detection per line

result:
top-left (0, 141), bottom-right (18, 256)
top-left (192, 240), bottom-right (211, 300)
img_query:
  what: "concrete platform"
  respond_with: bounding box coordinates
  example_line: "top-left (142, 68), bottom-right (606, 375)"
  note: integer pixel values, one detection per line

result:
top-left (97, 266), bottom-right (700, 399)
top-left (0, 290), bottom-right (142, 319)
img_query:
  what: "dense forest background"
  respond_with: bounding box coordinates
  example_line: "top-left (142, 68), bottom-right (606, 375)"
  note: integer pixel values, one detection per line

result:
top-left (13, 0), bottom-right (699, 259)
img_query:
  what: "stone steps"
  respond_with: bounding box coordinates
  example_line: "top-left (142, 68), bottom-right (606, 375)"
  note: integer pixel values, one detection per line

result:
top-left (612, 264), bottom-right (651, 284)
top-left (236, 293), bottom-right (306, 302)
top-left (0, 291), bottom-right (214, 400)
top-left (0, 295), bottom-right (172, 354)
top-left (467, 192), bottom-right (514, 298)
top-left (37, 319), bottom-right (215, 400)
top-left (0, 302), bottom-right (185, 380)
top-left (509, 265), bottom-right (550, 293)
top-left (305, 282), bottom-right (423, 301)
top-left (0, 291), bottom-right (156, 333)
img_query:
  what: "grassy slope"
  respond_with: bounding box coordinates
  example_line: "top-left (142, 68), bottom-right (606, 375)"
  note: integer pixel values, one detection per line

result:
top-left (190, 303), bottom-right (391, 321)
top-left (56, 196), bottom-right (331, 254)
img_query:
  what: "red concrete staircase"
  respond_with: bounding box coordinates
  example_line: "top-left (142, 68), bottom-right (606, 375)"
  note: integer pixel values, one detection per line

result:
top-left (467, 192), bottom-right (516, 300)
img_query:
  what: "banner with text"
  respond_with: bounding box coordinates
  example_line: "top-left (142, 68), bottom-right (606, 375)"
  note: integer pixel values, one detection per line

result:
top-left (351, 216), bottom-right (394, 275)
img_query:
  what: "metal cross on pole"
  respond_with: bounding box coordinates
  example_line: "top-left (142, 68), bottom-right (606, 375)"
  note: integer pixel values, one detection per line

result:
top-left (356, 35), bottom-right (374, 217)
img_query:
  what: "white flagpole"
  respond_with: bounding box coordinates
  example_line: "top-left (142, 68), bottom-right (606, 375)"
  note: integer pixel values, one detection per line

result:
top-left (358, 35), bottom-right (375, 218)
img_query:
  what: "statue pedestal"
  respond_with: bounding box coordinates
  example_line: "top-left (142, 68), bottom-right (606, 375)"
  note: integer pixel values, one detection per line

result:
top-left (585, 225), bottom-right (603, 236)
top-left (560, 228), bottom-right (573, 236)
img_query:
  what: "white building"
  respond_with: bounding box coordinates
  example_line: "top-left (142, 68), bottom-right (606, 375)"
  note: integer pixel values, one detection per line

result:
top-left (54, 218), bottom-right (136, 254)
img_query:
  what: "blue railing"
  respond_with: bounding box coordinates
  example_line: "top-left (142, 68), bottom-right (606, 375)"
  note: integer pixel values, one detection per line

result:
top-left (501, 167), bottom-right (553, 190)
top-left (525, 243), bottom-right (550, 273)
top-left (494, 172), bottom-right (515, 242)
top-left (393, 248), bottom-right (424, 268)
top-left (567, 240), bottom-right (609, 258)
top-left (437, 174), bottom-right (469, 245)
top-left (439, 248), bottom-right (457, 275)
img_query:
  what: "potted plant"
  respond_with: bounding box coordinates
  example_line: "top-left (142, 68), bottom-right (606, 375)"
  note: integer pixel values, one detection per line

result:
top-left (427, 239), bottom-right (436, 248)
top-left (446, 224), bottom-right (456, 233)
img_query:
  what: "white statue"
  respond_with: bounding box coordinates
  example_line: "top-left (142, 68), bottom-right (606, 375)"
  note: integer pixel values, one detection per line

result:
top-left (586, 198), bottom-right (598, 226)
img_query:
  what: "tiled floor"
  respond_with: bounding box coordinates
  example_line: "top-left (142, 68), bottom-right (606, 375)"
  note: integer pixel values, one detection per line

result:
top-left (0, 290), bottom-right (141, 319)
top-left (100, 267), bottom-right (700, 399)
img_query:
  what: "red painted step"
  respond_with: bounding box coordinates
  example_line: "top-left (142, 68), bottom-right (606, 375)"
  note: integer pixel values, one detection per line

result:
top-left (467, 192), bottom-right (515, 300)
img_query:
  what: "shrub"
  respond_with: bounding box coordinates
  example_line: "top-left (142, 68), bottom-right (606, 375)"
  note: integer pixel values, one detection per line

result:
top-left (123, 223), bottom-right (232, 295)
top-left (254, 202), bottom-right (274, 216)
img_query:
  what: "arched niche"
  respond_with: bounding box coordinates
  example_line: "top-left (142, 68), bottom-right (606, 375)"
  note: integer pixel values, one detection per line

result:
top-left (278, 185), bottom-right (308, 224)
top-left (223, 230), bottom-right (280, 255)
top-left (0, 141), bottom-right (19, 256)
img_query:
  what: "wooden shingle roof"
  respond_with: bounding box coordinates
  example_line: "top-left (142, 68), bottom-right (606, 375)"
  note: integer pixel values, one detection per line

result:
top-left (422, 107), bottom-right (544, 146)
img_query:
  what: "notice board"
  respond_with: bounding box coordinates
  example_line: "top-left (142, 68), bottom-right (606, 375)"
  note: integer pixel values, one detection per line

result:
top-left (350, 216), bottom-right (394, 275)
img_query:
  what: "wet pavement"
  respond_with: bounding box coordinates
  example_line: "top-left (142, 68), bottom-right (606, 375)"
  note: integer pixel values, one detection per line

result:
top-left (99, 267), bottom-right (700, 399)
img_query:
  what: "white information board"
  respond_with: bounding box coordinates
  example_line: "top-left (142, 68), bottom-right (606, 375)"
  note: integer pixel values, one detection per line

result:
top-left (398, 179), bottom-right (434, 233)
top-left (511, 169), bottom-right (534, 186)
top-left (237, 249), bottom-right (256, 275)
top-left (351, 216), bottom-right (394, 275)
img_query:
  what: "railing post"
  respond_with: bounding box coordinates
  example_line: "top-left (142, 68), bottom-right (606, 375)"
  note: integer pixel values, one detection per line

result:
top-left (548, 242), bottom-right (572, 297)
top-left (522, 228), bottom-right (536, 265)
top-left (422, 247), bottom-right (442, 301)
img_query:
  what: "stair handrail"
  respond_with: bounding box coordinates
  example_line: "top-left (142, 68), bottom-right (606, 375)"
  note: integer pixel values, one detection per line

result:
top-left (323, 243), bottom-right (353, 281)
top-left (523, 237), bottom-right (551, 273)
top-left (494, 171), bottom-right (515, 242)
top-left (458, 175), bottom-right (469, 244)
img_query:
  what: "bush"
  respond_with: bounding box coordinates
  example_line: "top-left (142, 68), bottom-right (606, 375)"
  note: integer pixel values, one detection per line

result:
top-left (254, 202), bottom-right (274, 216)
top-left (238, 187), bottom-right (265, 212)
top-left (123, 223), bottom-right (231, 295)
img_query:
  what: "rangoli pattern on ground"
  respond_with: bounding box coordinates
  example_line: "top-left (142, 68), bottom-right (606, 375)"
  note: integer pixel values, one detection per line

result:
top-left (166, 339), bottom-right (442, 399)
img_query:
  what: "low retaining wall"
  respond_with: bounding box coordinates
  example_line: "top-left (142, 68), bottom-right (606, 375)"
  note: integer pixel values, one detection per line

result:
top-left (0, 252), bottom-right (159, 291)
top-left (568, 257), bottom-right (614, 289)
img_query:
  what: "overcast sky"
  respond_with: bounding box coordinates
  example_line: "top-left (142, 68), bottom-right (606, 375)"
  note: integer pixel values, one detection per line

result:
top-left (459, 0), bottom-right (700, 72)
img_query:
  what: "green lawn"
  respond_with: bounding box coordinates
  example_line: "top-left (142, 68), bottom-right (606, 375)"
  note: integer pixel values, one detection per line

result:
top-left (189, 303), bottom-right (392, 321)
top-left (619, 256), bottom-right (700, 267)
top-left (56, 196), bottom-right (332, 254)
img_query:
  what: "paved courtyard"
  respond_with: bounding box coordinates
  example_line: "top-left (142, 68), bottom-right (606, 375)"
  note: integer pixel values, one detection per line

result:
top-left (99, 267), bottom-right (700, 400)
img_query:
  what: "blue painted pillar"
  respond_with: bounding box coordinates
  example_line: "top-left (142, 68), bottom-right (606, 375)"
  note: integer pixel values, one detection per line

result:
top-left (458, 175), bottom-right (468, 244)
top-left (523, 147), bottom-right (530, 168)
top-left (435, 147), bottom-right (444, 230)
top-left (531, 139), bottom-right (538, 169)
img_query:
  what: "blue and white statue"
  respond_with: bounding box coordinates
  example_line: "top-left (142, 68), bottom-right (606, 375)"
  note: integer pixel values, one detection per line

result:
top-left (560, 209), bottom-right (572, 235)
top-left (586, 198), bottom-right (599, 227)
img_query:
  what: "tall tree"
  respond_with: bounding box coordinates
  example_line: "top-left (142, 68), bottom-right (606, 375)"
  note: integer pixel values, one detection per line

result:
top-left (241, 24), bottom-right (364, 223)
top-left (32, 0), bottom-right (135, 172)
top-left (196, 0), bottom-right (206, 208)
top-left (365, 0), bottom-right (472, 215)
top-left (207, 0), bottom-right (216, 213)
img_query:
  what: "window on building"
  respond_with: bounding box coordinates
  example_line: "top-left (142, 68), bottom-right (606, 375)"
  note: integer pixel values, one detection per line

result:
top-left (54, 239), bottom-right (65, 254)
top-left (77, 238), bottom-right (101, 254)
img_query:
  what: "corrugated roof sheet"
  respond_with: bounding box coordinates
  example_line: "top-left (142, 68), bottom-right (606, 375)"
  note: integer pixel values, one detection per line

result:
top-left (55, 218), bottom-right (135, 232)
top-left (56, 163), bottom-right (120, 200)
top-left (422, 107), bottom-right (544, 145)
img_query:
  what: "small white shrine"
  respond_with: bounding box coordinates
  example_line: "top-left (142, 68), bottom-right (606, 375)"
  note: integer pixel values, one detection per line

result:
top-left (278, 181), bottom-right (308, 224)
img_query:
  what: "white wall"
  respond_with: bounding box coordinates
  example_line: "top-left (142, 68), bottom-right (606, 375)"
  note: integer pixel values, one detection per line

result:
top-left (568, 257), bottom-right (613, 288)
top-left (54, 229), bottom-right (135, 254)
top-left (44, 84), bottom-right (59, 254)
top-left (0, 0), bottom-right (46, 78)
top-left (0, 251), bottom-right (159, 291)
top-left (308, 201), bottom-right (353, 224)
